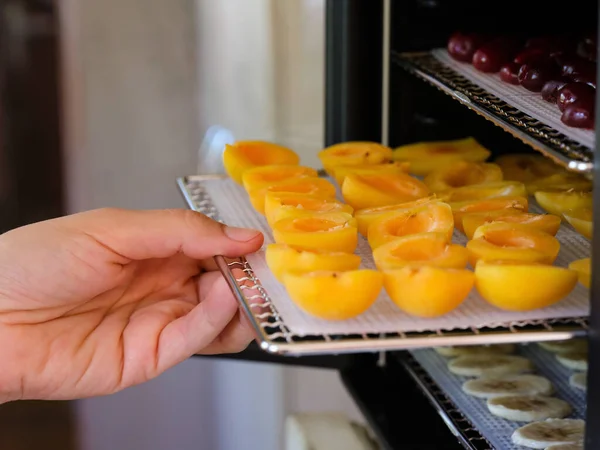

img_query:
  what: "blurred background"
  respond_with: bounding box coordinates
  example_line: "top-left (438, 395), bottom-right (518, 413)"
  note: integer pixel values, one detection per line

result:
top-left (0, 0), bottom-right (365, 449)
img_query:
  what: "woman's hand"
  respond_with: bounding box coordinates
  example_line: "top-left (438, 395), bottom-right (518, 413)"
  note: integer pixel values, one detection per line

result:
top-left (0, 208), bottom-right (263, 403)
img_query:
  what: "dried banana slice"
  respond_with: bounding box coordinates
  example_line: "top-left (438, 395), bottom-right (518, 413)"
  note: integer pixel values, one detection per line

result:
top-left (448, 354), bottom-right (534, 377)
top-left (434, 343), bottom-right (516, 358)
top-left (487, 395), bottom-right (572, 422)
top-left (569, 372), bottom-right (587, 391)
top-left (462, 374), bottom-right (553, 399)
top-left (544, 444), bottom-right (583, 450)
top-left (538, 339), bottom-right (588, 354)
top-left (556, 352), bottom-right (588, 371)
top-left (512, 419), bottom-right (585, 449)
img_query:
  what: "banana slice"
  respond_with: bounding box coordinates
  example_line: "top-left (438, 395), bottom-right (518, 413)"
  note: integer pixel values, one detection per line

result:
top-left (569, 372), bottom-right (587, 391)
top-left (512, 419), bottom-right (585, 449)
top-left (544, 444), bottom-right (583, 450)
top-left (556, 352), bottom-right (588, 371)
top-left (434, 343), bottom-right (516, 358)
top-left (538, 339), bottom-right (587, 354)
top-left (462, 374), bottom-right (553, 399)
top-left (448, 354), bottom-right (534, 377)
top-left (487, 395), bottom-right (572, 422)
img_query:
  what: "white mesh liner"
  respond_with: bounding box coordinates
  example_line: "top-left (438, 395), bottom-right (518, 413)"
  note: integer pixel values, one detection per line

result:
top-left (200, 177), bottom-right (590, 336)
top-left (431, 49), bottom-right (594, 149)
top-left (410, 345), bottom-right (586, 450)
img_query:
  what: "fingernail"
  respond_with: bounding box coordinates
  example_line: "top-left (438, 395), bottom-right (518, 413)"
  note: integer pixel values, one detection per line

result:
top-left (224, 226), bottom-right (261, 242)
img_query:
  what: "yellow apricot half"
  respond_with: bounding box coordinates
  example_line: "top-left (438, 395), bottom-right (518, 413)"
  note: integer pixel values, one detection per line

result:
top-left (272, 212), bottom-right (358, 253)
top-left (475, 260), bottom-right (578, 311)
top-left (424, 161), bottom-right (503, 192)
top-left (438, 181), bottom-right (527, 202)
top-left (354, 196), bottom-right (439, 236)
top-left (449, 196), bottom-right (529, 233)
top-left (569, 258), bottom-right (590, 288)
top-left (223, 141), bottom-right (299, 184)
top-left (283, 270), bottom-right (383, 320)
top-left (341, 172), bottom-right (430, 210)
top-left (264, 194), bottom-right (353, 227)
top-left (372, 232), bottom-right (469, 271)
top-left (383, 266), bottom-right (474, 317)
top-left (534, 190), bottom-right (593, 218)
top-left (393, 137), bottom-right (491, 176)
top-left (332, 161), bottom-right (410, 186)
top-left (467, 223), bottom-right (560, 266)
top-left (318, 141), bottom-right (393, 176)
top-left (265, 244), bottom-right (361, 282)
top-left (525, 173), bottom-right (592, 195)
top-left (242, 165), bottom-right (318, 193)
top-left (368, 202), bottom-right (454, 249)
top-left (462, 211), bottom-right (561, 240)
top-left (495, 153), bottom-right (566, 183)
top-left (250, 177), bottom-right (336, 214)
top-left (563, 208), bottom-right (593, 239)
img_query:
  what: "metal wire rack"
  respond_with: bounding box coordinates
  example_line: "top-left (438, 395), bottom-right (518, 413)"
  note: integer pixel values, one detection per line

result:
top-left (177, 175), bottom-right (589, 356)
top-left (392, 51), bottom-right (594, 173)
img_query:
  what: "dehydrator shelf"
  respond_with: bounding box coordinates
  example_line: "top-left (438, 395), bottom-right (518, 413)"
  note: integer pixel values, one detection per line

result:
top-left (400, 344), bottom-right (588, 450)
top-left (177, 175), bottom-right (590, 356)
top-left (392, 51), bottom-right (594, 174)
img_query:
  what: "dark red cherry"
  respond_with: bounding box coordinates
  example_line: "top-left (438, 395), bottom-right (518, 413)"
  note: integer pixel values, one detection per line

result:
top-left (541, 79), bottom-right (569, 103)
top-left (447, 32), bottom-right (487, 63)
top-left (518, 62), bottom-right (560, 92)
top-left (557, 82), bottom-right (596, 112)
top-left (561, 97), bottom-right (595, 129)
top-left (500, 62), bottom-right (521, 84)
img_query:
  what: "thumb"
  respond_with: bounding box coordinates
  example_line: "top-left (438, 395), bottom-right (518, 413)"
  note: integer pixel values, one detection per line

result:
top-left (68, 208), bottom-right (264, 261)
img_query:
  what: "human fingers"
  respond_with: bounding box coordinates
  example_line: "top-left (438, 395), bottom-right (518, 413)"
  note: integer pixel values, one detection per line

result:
top-left (197, 310), bottom-right (255, 355)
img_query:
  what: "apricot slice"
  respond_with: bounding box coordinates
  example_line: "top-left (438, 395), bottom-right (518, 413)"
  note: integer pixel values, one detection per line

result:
top-left (242, 164), bottom-right (318, 193)
top-left (354, 196), bottom-right (439, 236)
top-left (462, 211), bottom-right (561, 240)
top-left (534, 190), bottom-right (593, 218)
top-left (223, 141), bottom-right (299, 184)
top-left (372, 232), bottom-right (469, 271)
top-left (569, 258), bottom-right (590, 288)
top-left (264, 193), bottom-right (353, 227)
top-left (495, 153), bottom-right (565, 183)
top-left (250, 177), bottom-right (337, 214)
top-left (475, 260), bottom-right (578, 311)
top-left (467, 223), bottom-right (561, 266)
top-left (449, 196), bottom-right (529, 233)
top-left (265, 244), bottom-right (361, 282)
top-left (563, 208), bottom-right (593, 239)
top-left (424, 161), bottom-right (503, 192)
top-left (331, 161), bottom-right (410, 186)
top-left (393, 137), bottom-right (491, 176)
top-left (318, 141), bottom-right (393, 175)
top-left (283, 270), bottom-right (383, 320)
top-left (341, 173), bottom-right (430, 210)
top-left (272, 212), bottom-right (358, 253)
top-left (438, 181), bottom-right (527, 202)
top-left (367, 202), bottom-right (454, 249)
top-left (383, 266), bottom-right (475, 317)
top-left (525, 173), bottom-right (592, 195)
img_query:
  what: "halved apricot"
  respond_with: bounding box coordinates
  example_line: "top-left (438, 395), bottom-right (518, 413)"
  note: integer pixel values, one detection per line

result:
top-left (331, 161), bottom-right (410, 186)
top-left (223, 141), bottom-right (299, 184)
top-left (354, 196), bottom-right (439, 236)
top-left (250, 177), bottom-right (337, 214)
top-left (318, 141), bottom-right (393, 175)
top-left (525, 173), bottom-right (592, 195)
top-left (264, 193), bottom-right (353, 227)
top-left (534, 190), bottom-right (593, 218)
top-left (393, 137), bottom-right (491, 176)
top-left (449, 196), bottom-right (529, 233)
top-left (569, 258), bottom-right (590, 288)
top-left (424, 161), bottom-right (503, 192)
top-left (265, 244), bottom-right (361, 282)
top-left (341, 173), bottom-right (430, 210)
top-left (242, 164), bottom-right (318, 193)
top-left (495, 153), bottom-right (565, 183)
top-left (368, 202), bottom-right (454, 249)
top-left (475, 260), bottom-right (578, 311)
top-left (438, 181), bottom-right (527, 202)
top-left (462, 211), bottom-right (561, 240)
top-left (467, 223), bottom-right (560, 266)
top-left (563, 208), bottom-right (593, 239)
top-left (283, 270), bottom-right (383, 320)
top-left (272, 212), bottom-right (358, 253)
top-left (383, 266), bottom-right (475, 317)
top-left (372, 232), bottom-right (469, 271)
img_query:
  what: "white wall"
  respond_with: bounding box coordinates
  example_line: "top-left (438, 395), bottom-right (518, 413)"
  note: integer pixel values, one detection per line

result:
top-left (60, 0), bottom-right (362, 449)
